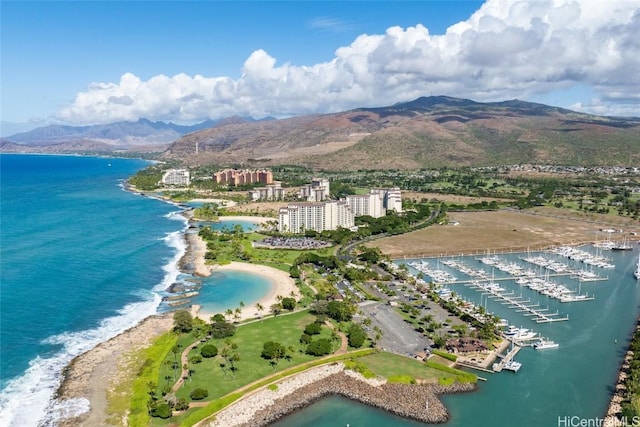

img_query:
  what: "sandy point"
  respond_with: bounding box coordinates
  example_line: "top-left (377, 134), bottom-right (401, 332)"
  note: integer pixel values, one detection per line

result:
top-left (195, 261), bottom-right (300, 322)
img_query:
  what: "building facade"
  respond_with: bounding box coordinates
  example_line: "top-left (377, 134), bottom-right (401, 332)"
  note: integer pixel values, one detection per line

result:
top-left (248, 182), bottom-right (285, 201)
top-left (161, 169), bottom-right (190, 186)
top-left (370, 187), bottom-right (403, 213)
top-left (213, 169), bottom-right (273, 186)
top-left (278, 200), bottom-right (354, 233)
top-left (344, 193), bottom-right (385, 218)
top-left (299, 177), bottom-right (330, 202)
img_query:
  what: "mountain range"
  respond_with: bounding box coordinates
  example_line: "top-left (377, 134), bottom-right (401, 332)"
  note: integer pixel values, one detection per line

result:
top-left (2, 96), bottom-right (639, 169)
top-left (0, 116), bottom-right (266, 153)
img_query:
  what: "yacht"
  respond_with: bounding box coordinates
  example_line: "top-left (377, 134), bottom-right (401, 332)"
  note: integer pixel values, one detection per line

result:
top-left (634, 253), bottom-right (640, 280)
top-left (533, 338), bottom-right (559, 350)
top-left (503, 360), bottom-right (522, 372)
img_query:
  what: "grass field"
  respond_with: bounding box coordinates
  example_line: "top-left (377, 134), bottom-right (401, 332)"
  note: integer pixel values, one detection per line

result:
top-left (152, 310), bottom-right (339, 426)
top-left (357, 352), bottom-right (473, 383)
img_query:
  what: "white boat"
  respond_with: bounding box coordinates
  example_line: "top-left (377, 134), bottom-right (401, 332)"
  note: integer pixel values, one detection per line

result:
top-left (503, 360), bottom-right (522, 372)
top-left (635, 253), bottom-right (640, 280)
top-left (533, 338), bottom-right (559, 350)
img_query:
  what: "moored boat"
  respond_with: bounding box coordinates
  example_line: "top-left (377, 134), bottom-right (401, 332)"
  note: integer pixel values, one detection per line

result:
top-left (533, 338), bottom-right (559, 350)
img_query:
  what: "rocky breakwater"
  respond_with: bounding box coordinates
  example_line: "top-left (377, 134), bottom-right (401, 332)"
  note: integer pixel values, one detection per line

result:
top-left (205, 363), bottom-right (476, 427)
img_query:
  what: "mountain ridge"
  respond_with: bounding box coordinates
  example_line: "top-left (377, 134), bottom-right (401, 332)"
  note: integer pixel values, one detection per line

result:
top-left (162, 96), bottom-right (640, 169)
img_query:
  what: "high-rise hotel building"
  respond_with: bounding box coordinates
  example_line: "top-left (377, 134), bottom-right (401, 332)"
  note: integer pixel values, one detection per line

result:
top-left (278, 200), bottom-right (354, 233)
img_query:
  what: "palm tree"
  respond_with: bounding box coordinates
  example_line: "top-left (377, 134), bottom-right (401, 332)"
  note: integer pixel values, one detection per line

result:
top-left (255, 302), bottom-right (264, 319)
top-left (234, 307), bottom-right (241, 322)
top-left (225, 308), bottom-right (233, 322)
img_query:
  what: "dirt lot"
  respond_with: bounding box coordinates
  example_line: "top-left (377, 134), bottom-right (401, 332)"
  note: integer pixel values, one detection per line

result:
top-left (370, 208), bottom-right (640, 258)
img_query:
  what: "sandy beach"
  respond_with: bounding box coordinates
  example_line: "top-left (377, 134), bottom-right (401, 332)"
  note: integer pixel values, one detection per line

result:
top-left (198, 261), bottom-right (300, 322)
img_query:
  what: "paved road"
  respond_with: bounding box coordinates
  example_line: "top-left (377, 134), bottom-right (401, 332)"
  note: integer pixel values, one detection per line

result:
top-left (361, 301), bottom-right (432, 356)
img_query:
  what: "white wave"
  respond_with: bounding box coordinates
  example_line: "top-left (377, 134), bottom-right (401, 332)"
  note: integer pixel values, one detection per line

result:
top-left (0, 221), bottom-right (187, 426)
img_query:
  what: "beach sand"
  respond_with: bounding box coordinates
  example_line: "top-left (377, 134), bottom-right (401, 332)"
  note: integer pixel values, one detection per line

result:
top-left (197, 261), bottom-right (300, 322)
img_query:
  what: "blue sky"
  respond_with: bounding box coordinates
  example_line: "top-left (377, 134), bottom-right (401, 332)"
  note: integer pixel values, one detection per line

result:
top-left (1, 0), bottom-right (638, 134)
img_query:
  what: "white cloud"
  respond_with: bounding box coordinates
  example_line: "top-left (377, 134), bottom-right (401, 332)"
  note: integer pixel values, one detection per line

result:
top-left (56, 0), bottom-right (640, 124)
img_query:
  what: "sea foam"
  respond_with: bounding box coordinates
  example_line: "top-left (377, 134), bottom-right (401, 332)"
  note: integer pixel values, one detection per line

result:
top-left (0, 224), bottom-right (187, 427)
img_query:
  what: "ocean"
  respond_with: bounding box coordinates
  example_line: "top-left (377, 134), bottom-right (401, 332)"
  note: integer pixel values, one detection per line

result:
top-left (0, 154), bottom-right (186, 426)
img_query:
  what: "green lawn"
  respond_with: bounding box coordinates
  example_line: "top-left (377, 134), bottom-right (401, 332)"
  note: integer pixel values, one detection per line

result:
top-left (357, 352), bottom-right (474, 383)
top-left (152, 310), bottom-right (338, 426)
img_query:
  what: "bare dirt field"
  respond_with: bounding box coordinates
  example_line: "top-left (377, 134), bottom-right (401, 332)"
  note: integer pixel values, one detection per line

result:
top-left (370, 208), bottom-right (640, 258)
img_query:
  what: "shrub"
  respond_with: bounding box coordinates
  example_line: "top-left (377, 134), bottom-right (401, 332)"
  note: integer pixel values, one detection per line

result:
top-left (304, 322), bottom-right (322, 335)
top-left (306, 338), bottom-right (333, 356)
top-left (189, 388), bottom-right (209, 401)
top-left (189, 355), bottom-right (203, 364)
top-left (267, 384), bottom-right (278, 392)
top-left (261, 341), bottom-right (286, 360)
top-left (347, 324), bottom-right (366, 348)
top-left (150, 402), bottom-right (172, 418)
top-left (174, 397), bottom-right (189, 411)
top-left (200, 344), bottom-right (218, 358)
top-left (282, 297), bottom-right (296, 311)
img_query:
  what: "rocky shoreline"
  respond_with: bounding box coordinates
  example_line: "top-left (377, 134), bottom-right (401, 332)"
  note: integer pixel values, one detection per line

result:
top-left (205, 364), bottom-right (475, 427)
top-left (603, 318), bottom-right (640, 426)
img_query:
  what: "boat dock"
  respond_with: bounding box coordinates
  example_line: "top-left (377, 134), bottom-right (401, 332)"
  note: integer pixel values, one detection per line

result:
top-left (492, 345), bottom-right (521, 372)
top-left (466, 281), bottom-right (569, 323)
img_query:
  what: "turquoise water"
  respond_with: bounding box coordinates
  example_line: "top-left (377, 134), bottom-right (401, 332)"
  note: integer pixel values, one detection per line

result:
top-left (196, 219), bottom-right (260, 232)
top-left (191, 270), bottom-right (272, 314)
top-left (270, 395), bottom-right (426, 427)
top-left (0, 154), bottom-right (271, 426)
top-left (274, 248), bottom-right (640, 426)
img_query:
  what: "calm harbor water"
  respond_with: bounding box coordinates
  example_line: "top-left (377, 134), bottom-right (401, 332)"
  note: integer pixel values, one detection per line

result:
top-left (274, 247), bottom-right (640, 426)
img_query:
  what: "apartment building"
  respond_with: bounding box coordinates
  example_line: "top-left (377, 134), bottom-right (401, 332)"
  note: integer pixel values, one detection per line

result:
top-left (278, 200), bottom-right (354, 233)
top-left (299, 177), bottom-right (330, 202)
top-left (213, 169), bottom-right (273, 186)
top-left (370, 187), bottom-right (403, 213)
top-left (161, 169), bottom-right (190, 186)
top-left (248, 182), bottom-right (285, 201)
top-left (344, 193), bottom-right (385, 218)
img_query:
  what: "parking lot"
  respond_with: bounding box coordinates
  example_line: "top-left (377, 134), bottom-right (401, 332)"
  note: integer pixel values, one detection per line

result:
top-left (360, 301), bottom-right (432, 356)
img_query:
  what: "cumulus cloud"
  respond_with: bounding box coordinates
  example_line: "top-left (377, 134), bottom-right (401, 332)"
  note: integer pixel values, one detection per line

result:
top-left (56, 0), bottom-right (640, 124)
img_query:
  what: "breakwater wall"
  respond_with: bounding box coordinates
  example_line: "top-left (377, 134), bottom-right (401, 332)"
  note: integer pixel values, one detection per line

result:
top-left (233, 371), bottom-right (475, 427)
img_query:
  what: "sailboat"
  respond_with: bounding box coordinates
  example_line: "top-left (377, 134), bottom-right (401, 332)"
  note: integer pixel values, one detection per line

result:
top-left (634, 253), bottom-right (640, 280)
top-left (612, 236), bottom-right (633, 251)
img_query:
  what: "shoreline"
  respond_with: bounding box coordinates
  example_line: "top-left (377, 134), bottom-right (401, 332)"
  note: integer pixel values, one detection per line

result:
top-left (204, 366), bottom-right (476, 427)
top-left (54, 207), bottom-right (295, 425)
top-left (200, 261), bottom-right (300, 322)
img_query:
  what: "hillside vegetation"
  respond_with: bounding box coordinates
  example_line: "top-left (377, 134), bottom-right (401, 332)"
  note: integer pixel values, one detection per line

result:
top-left (163, 96), bottom-right (640, 170)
